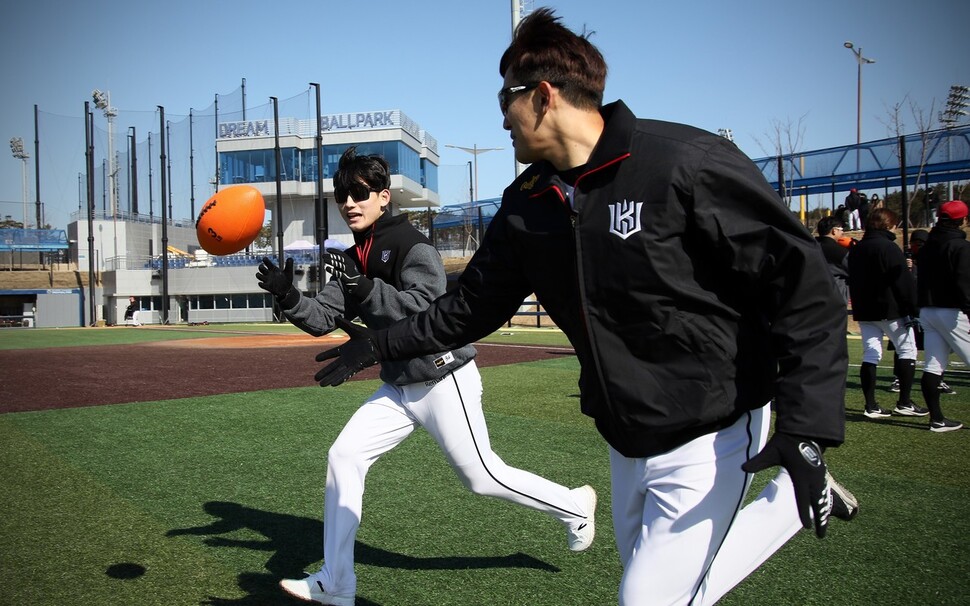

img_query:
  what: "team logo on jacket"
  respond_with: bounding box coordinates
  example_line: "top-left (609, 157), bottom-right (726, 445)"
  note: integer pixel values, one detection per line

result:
top-left (609, 200), bottom-right (643, 240)
top-left (381, 250), bottom-right (391, 263)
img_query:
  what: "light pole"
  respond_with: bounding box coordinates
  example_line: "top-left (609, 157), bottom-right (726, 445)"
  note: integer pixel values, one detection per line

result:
top-left (9, 137), bottom-right (29, 228)
top-left (940, 85), bottom-right (969, 128)
top-left (445, 143), bottom-right (504, 201)
top-left (843, 42), bottom-right (875, 158)
top-left (939, 85), bottom-right (969, 199)
top-left (93, 89), bottom-right (119, 262)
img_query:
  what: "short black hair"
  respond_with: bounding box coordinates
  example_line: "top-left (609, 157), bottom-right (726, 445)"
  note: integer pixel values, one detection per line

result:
top-left (817, 215), bottom-right (844, 236)
top-left (499, 7), bottom-right (607, 110)
top-left (333, 146), bottom-right (390, 197)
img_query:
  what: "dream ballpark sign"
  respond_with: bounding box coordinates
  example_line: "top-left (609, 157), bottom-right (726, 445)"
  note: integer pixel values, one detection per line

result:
top-left (218, 110), bottom-right (422, 142)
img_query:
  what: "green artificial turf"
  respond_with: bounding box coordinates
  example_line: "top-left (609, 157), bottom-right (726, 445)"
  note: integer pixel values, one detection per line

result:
top-left (1, 331), bottom-right (969, 605)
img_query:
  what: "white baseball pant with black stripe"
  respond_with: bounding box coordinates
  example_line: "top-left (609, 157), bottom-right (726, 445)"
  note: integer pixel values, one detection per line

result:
top-left (613, 403), bottom-right (807, 605)
top-left (314, 360), bottom-right (589, 598)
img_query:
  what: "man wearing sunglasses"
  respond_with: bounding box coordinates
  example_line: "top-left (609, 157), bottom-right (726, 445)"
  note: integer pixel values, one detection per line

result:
top-left (256, 146), bottom-right (595, 606)
top-left (314, 9), bottom-right (858, 605)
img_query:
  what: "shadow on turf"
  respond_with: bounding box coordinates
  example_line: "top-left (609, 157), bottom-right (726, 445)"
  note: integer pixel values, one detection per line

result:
top-left (167, 501), bottom-right (558, 605)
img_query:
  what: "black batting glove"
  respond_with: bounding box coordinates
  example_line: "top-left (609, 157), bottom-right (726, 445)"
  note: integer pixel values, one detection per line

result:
top-left (256, 257), bottom-right (295, 299)
top-left (325, 248), bottom-right (373, 299)
top-left (741, 432), bottom-right (832, 538)
top-left (903, 316), bottom-right (921, 331)
top-left (314, 317), bottom-right (383, 386)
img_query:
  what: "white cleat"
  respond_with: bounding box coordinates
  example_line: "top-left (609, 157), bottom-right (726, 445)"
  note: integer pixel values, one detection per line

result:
top-left (279, 571), bottom-right (354, 606)
top-left (566, 485), bottom-right (597, 552)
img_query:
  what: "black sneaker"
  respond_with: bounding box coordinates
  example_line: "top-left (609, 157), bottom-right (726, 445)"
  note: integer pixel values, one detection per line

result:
top-left (826, 471), bottom-right (859, 521)
top-left (864, 407), bottom-right (892, 419)
top-left (938, 381), bottom-right (957, 395)
top-left (930, 418), bottom-right (963, 433)
top-left (889, 378), bottom-right (900, 393)
top-left (893, 401), bottom-right (929, 417)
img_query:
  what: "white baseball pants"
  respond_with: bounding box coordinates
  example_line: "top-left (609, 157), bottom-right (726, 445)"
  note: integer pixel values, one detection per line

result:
top-left (848, 209), bottom-right (862, 230)
top-left (612, 403), bottom-right (806, 606)
top-left (920, 307), bottom-right (970, 375)
top-left (859, 318), bottom-right (918, 364)
top-left (315, 361), bottom-right (588, 598)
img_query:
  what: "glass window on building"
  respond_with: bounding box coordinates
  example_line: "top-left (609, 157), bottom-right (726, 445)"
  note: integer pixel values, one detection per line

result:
top-left (231, 294), bottom-right (249, 309)
top-left (422, 158), bottom-right (438, 191)
top-left (248, 293), bottom-right (270, 308)
top-left (223, 142), bottom-right (426, 189)
top-left (215, 295), bottom-right (231, 309)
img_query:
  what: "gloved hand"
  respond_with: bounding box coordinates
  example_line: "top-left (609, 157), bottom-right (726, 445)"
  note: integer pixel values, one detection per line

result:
top-left (256, 257), bottom-right (294, 299)
top-left (903, 316), bottom-right (921, 331)
top-left (314, 317), bottom-right (383, 386)
top-left (325, 248), bottom-right (373, 298)
top-left (741, 432), bottom-right (832, 538)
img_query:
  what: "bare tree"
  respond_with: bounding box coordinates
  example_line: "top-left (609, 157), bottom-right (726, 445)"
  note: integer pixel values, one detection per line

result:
top-left (754, 114), bottom-right (808, 215)
top-left (879, 95), bottom-right (942, 226)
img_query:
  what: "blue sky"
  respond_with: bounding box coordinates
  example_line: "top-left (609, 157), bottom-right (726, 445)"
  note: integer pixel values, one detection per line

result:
top-left (2, 0), bottom-right (968, 230)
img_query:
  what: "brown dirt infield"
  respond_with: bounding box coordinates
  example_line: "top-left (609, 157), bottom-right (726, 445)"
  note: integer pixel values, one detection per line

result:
top-left (0, 334), bottom-right (574, 414)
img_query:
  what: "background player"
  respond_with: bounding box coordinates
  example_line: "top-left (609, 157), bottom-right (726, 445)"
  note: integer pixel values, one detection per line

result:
top-left (256, 146), bottom-right (595, 606)
top-left (916, 199), bottom-right (969, 432)
top-left (314, 9), bottom-right (858, 605)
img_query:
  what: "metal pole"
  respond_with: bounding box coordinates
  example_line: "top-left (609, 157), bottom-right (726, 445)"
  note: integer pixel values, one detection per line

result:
top-left (900, 135), bottom-right (909, 248)
top-left (271, 97), bottom-right (284, 266)
top-left (311, 83), bottom-right (327, 274)
top-left (159, 106), bottom-right (169, 325)
top-left (20, 157), bottom-right (28, 228)
top-left (189, 109), bottom-right (196, 219)
top-left (856, 58), bottom-right (862, 147)
top-left (166, 121), bottom-right (173, 223)
top-left (776, 156), bottom-right (786, 201)
top-left (85, 103), bottom-right (96, 326)
top-left (130, 127), bottom-right (138, 215)
top-left (34, 105), bottom-right (41, 229)
top-left (214, 93), bottom-right (220, 193)
top-left (148, 133), bottom-right (154, 220)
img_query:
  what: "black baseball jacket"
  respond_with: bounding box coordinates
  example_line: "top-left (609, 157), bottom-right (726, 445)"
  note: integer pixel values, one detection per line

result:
top-left (378, 100), bottom-right (847, 457)
top-left (916, 223), bottom-right (970, 315)
top-left (847, 228), bottom-right (917, 321)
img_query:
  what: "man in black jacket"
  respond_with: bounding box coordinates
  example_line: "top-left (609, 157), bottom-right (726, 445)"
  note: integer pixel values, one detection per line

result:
top-left (915, 200), bottom-right (969, 432)
top-left (847, 207), bottom-right (929, 419)
top-left (845, 188), bottom-right (862, 230)
top-left (816, 216), bottom-right (849, 303)
top-left (314, 8), bottom-right (857, 605)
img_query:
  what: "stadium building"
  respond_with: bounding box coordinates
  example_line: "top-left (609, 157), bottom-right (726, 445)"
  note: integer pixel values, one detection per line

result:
top-left (51, 109), bottom-right (443, 327)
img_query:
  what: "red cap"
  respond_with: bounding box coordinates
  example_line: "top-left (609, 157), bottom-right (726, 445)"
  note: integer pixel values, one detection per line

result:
top-left (940, 200), bottom-right (968, 221)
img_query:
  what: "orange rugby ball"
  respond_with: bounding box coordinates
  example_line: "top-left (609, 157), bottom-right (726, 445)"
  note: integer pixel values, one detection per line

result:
top-left (196, 185), bottom-right (266, 255)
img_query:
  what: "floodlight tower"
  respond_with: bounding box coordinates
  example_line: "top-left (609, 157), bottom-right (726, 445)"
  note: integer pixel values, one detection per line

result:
top-left (93, 89), bottom-right (119, 261)
top-left (940, 85), bottom-right (969, 128)
top-left (92, 89), bottom-right (120, 213)
top-left (939, 85), bottom-right (969, 199)
top-left (9, 137), bottom-right (30, 228)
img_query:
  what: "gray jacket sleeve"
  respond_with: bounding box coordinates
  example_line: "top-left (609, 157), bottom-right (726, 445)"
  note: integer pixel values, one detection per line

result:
top-left (283, 243), bottom-right (475, 385)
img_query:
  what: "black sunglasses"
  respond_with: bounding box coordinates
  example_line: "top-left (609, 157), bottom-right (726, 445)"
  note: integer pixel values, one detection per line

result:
top-left (497, 81), bottom-right (564, 114)
top-left (334, 182), bottom-right (383, 205)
